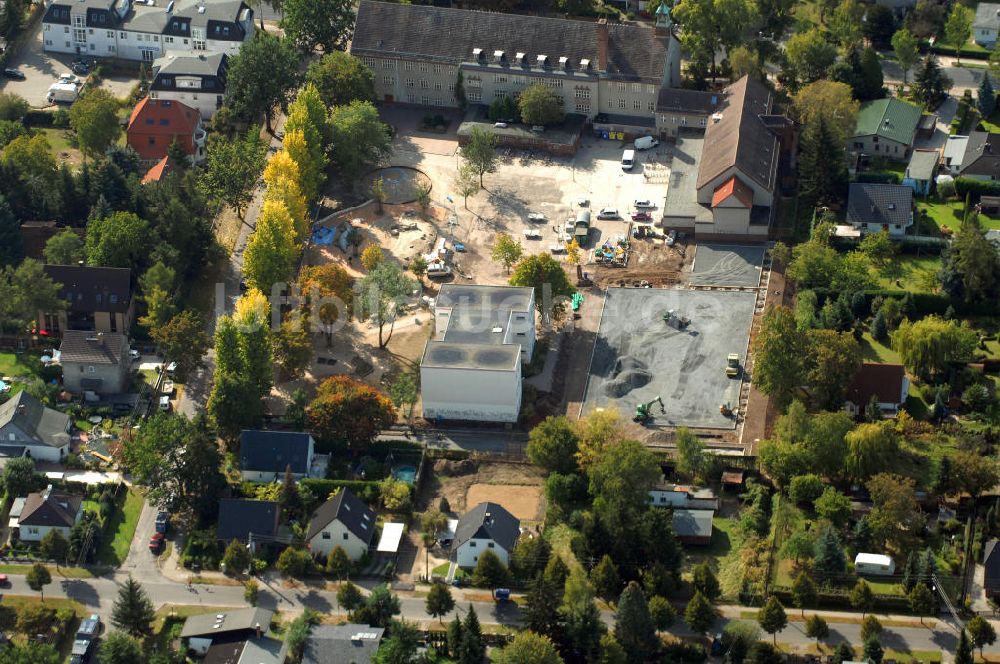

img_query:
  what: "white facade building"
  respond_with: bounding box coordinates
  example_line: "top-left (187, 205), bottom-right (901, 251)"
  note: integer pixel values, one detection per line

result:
top-left (306, 489), bottom-right (376, 560)
top-left (420, 285), bottom-right (535, 423)
top-left (17, 486), bottom-right (83, 543)
top-left (452, 502), bottom-right (520, 569)
top-left (42, 0), bottom-right (253, 62)
top-left (149, 51), bottom-right (227, 118)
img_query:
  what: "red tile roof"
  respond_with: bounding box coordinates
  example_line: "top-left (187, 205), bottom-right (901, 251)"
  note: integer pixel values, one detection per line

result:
top-left (141, 156), bottom-right (172, 184)
top-left (127, 97), bottom-right (201, 161)
top-left (847, 363), bottom-right (906, 406)
top-left (711, 176), bottom-right (754, 208)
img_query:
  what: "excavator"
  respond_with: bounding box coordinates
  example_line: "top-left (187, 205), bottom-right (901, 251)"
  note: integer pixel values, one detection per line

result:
top-left (634, 396), bottom-right (665, 423)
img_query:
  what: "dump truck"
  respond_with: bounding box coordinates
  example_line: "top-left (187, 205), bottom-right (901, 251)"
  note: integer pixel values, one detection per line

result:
top-left (726, 353), bottom-right (740, 377)
top-left (574, 210), bottom-right (591, 246)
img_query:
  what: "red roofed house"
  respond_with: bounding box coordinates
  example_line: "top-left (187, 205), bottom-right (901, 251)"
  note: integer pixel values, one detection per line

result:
top-left (844, 363), bottom-right (910, 418)
top-left (127, 97), bottom-right (206, 172)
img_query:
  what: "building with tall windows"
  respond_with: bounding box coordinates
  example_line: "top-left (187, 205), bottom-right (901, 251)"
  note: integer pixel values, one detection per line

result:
top-left (350, 0), bottom-right (681, 131)
top-left (42, 0), bottom-right (253, 62)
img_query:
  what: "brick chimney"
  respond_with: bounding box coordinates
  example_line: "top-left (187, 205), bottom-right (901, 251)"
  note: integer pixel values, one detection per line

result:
top-left (597, 18), bottom-right (609, 72)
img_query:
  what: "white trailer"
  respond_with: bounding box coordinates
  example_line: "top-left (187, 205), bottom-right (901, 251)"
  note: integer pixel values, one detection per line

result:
top-left (854, 553), bottom-right (895, 576)
top-left (47, 83), bottom-right (79, 104)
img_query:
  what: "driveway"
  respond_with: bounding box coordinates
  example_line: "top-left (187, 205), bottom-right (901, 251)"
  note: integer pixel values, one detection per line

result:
top-left (119, 497), bottom-right (161, 578)
top-left (0, 19), bottom-right (76, 107)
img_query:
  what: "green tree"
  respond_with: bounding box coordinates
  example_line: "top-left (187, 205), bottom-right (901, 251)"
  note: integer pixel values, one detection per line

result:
top-left (408, 256), bottom-right (428, 282)
top-left (647, 595), bottom-right (675, 630)
top-left (867, 473), bottom-right (922, 551)
top-left (458, 605), bottom-right (485, 664)
top-left (791, 572), bottom-right (818, 617)
top-left (325, 544), bottom-right (352, 580)
top-left (111, 576), bottom-right (154, 637)
top-left (0, 196), bottom-right (21, 268)
top-left (785, 28), bottom-right (838, 86)
top-left (587, 439), bottom-right (660, 540)
top-left (912, 55), bottom-right (952, 109)
top-left (747, 642), bottom-right (784, 664)
top-left (849, 579), bottom-right (875, 617)
top-left (907, 582), bottom-right (934, 624)
top-left (446, 616), bottom-right (464, 659)
top-left (804, 614), bottom-right (829, 648)
top-left (591, 554), bottom-right (622, 603)
top-left (492, 232), bottom-right (524, 274)
top-left (69, 89), bottom-right (121, 158)
top-left (285, 609), bottom-right (320, 662)
top-left (940, 223), bottom-right (1000, 303)
top-left (305, 51), bottom-right (375, 107)
top-left (957, 629), bottom-right (974, 664)
top-left (5, 642), bottom-right (60, 664)
top-left (337, 582), bottom-right (364, 613)
top-left (815, 486), bottom-right (852, 526)
top-left (307, 375), bottom-right (396, 451)
top-left (788, 474), bottom-right (824, 505)
top-left (208, 372), bottom-right (263, 441)
top-left (614, 581), bottom-right (659, 662)
top-left (892, 315), bottom-right (978, 381)
top-left (272, 315), bottom-right (312, 380)
top-left (598, 634), bottom-right (628, 664)
top-left (980, 74), bottom-right (997, 118)
top-left (26, 563), bottom-right (51, 600)
top-left (39, 530), bottom-right (68, 564)
top-left (509, 253), bottom-right (575, 323)
top-left (460, 126), bottom-right (499, 188)
top-left (493, 630), bottom-right (563, 664)
top-left (2, 456), bottom-right (40, 497)
top-left (721, 621), bottom-right (762, 664)
top-left (281, 0), bottom-right (353, 52)
top-left (0, 91), bottom-right (29, 121)
top-left (39, 229), bottom-right (80, 266)
top-left (527, 416), bottom-right (580, 475)
top-left (967, 615), bottom-right (997, 659)
top-left (471, 548), bottom-right (509, 594)
top-left (524, 571), bottom-right (564, 642)
top-left (0, 258), bottom-right (63, 335)
top-left (751, 304), bottom-right (805, 410)
top-left (798, 114), bottom-right (849, 209)
top-left (86, 211), bottom-right (149, 270)
top-left (892, 28), bottom-right (920, 86)
top-left (813, 526), bottom-right (847, 578)
top-left (201, 127), bottom-right (267, 218)
top-left (225, 32), bottom-right (301, 132)
top-left (684, 589), bottom-right (717, 636)
top-left (757, 596), bottom-right (787, 644)
top-left (138, 261), bottom-right (177, 334)
top-left (859, 230), bottom-right (897, 269)
top-left (244, 579), bottom-right (259, 605)
top-left (356, 261), bottom-right (416, 348)
top-left (519, 84), bottom-right (565, 126)
top-left (425, 582), bottom-right (456, 623)
top-left (729, 45), bottom-right (765, 81)
top-left (329, 100), bottom-right (392, 180)
top-left (673, 0), bottom-right (759, 75)
top-left (806, 329), bottom-right (862, 409)
top-left (97, 632), bottom-right (144, 664)
top-left (691, 561), bottom-right (720, 601)
top-left (455, 163), bottom-right (480, 209)
top-left (276, 546), bottom-right (312, 577)
top-left (244, 200), bottom-right (299, 293)
top-left (222, 538), bottom-right (252, 575)
top-left (945, 4), bottom-right (974, 64)
top-left (675, 427), bottom-right (706, 480)
top-left (846, 422), bottom-right (899, 482)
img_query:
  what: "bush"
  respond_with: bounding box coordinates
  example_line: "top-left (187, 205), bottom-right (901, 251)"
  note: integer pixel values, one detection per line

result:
top-left (300, 479), bottom-right (381, 504)
top-left (181, 530), bottom-right (222, 570)
top-left (856, 172), bottom-right (901, 184)
top-left (956, 177), bottom-right (1000, 201)
top-left (22, 110), bottom-right (55, 127)
top-left (52, 108), bottom-right (71, 128)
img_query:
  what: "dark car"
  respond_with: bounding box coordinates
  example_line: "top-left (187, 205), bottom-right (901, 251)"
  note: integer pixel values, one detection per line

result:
top-left (155, 511), bottom-right (170, 534)
top-left (77, 614), bottom-right (101, 640)
top-left (71, 60), bottom-right (91, 75)
top-left (2, 68), bottom-right (25, 80)
top-left (631, 211), bottom-right (652, 221)
top-left (70, 637), bottom-right (94, 663)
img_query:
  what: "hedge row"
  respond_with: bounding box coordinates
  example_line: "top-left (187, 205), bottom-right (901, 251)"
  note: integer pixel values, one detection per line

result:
top-left (856, 172), bottom-right (900, 185)
top-left (928, 43), bottom-right (990, 61)
top-left (770, 586), bottom-right (914, 613)
top-left (955, 177), bottom-right (1000, 201)
top-left (813, 288), bottom-right (999, 317)
top-left (300, 478), bottom-right (381, 502)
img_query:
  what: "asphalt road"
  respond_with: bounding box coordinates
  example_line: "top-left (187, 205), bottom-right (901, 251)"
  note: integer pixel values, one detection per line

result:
top-left (880, 56), bottom-right (983, 94)
top-left (0, 571), bottom-right (976, 657)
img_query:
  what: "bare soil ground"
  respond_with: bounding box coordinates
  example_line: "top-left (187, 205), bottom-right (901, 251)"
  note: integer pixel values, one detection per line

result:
top-left (417, 459), bottom-right (546, 518)
top-left (589, 234), bottom-right (692, 289)
top-left (466, 483), bottom-right (543, 522)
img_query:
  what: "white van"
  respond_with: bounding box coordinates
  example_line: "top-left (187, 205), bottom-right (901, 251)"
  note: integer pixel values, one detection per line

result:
top-left (634, 136), bottom-right (659, 151)
top-left (621, 149), bottom-right (635, 171)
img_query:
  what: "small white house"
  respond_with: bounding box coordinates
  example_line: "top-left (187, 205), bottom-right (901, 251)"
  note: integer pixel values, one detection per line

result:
top-left (0, 391), bottom-right (71, 462)
top-left (420, 285), bottom-right (536, 423)
top-left (17, 486), bottom-right (83, 543)
top-left (306, 489), bottom-right (376, 560)
top-left (975, 3), bottom-right (1000, 48)
top-left (452, 502), bottom-right (520, 569)
top-left (854, 553), bottom-right (896, 576)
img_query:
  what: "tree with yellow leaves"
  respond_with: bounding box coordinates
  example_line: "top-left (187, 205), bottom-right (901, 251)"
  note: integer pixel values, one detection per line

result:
top-left (565, 239), bottom-right (581, 266)
top-left (243, 200), bottom-right (299, 295)
top-left (283, 128), bottom-right (323, 203)
top-left (264, 175), bottom-right (309, 244)
top-left (264, 149), bottom-right (302, 190)
top-left (288, 83), bottom-right (332, 146)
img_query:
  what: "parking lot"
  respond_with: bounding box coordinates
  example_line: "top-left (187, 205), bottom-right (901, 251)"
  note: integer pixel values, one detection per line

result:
top-left (583, 288), bottom-right (756, 429)
top-left (1, 21), bottom-right (136, 106)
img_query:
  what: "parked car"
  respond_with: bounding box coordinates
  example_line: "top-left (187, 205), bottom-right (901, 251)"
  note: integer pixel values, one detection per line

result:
top-left (71, 60), bottom-right (91, 75)
top-left (155, 511), bottom-right (170, 534)
top-left (0, 574), bottom-right (9, 587)
top-left (527, 212), bottom-right (546, 223)
top-left (522, 229), bottom-right (542, 239)
top-left (129, 349), bottom-right (140, 361)
top-left (70, 637), bottom-right (94, 664)
top-left (597, 208), bottom-right (620, 220)
top-left (634, 199), bottom-right (655, 209)
top-left (493, 122), bottom-right (508, 128)
top-left (158, 396), bottom-right (170, 412)
top-left (530, 125), bottom-right (545, 133)
top-left (162, 380), bottom-right (175, 395)
top-left (426, 262), bottom-right (452, 279)
top-left (58, 73), bottom-right (81, 86)
top-left (453, 242), bottom-right (466, 252)
top-left (149, 532), bottom-right (165, 553)
top-left (631, 211), bottom-right (652, 221)
top-left (76, 614), bottom-right (101, 640)
top-left (2, 68), bottom-right (25, 80)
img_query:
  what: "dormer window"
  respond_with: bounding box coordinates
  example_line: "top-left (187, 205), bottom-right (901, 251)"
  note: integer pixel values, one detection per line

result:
top-left (493, 50), bottom-right (505, 63)
top-left (536, 54), bottom-right (548, 68)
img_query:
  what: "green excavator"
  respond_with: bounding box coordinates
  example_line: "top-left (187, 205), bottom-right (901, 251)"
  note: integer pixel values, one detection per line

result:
top-left (633, 396), bottom-right (665, 423)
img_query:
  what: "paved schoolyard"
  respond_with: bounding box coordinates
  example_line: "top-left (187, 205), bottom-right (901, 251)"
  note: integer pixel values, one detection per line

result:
top-left (583, 288), bottom-right (756, 429)
top-left (689, 244), bottom-right (765, 287)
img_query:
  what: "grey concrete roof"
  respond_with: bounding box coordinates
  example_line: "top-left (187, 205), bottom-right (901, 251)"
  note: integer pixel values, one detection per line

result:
top-left (239, 430), bottom-right (312, 475)
top-left (305, 489), bottom-right (376, 544)
top-left (153, 51), bottom-right (227, 77)
top-left (960, 131), bottom-right (1000, 178)
top-left (180, 607), bottom-right (273, 638)
top-left (672, 508), bottom-right (714, 539)
top-left (421, 342), bottom-right (520, 371)
top-left (19, 488), bottom-right (82, 528)
top-left (0, 391), bottom-right (71, 449)
top-left (846, 183), bottom-right (913, 228)
top-left (436, 284), bottom-right (533, 311)
top-left (975, 3), bottom-right (1000, 31)
top-left (663, 134), bottom-right (712, 223)
top-left (434, 284), bottom-right (533, 347)
top-left (215, 499), bottom-right (278, 544)
top-left (352, 0), bottom-right (670, 81)
top-left (905, 149), bottom-right (939, 182)
top-left (59, 331), bottom-right (128, 366)
top-left (302, 625), bottom-right (384, 664)
top-left (452, 501), bottom-right (520, 553)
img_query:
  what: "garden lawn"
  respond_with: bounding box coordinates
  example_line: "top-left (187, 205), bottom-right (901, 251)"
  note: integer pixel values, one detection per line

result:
top-left (876, 255), bottom-right (942, 293)
top-left (0, 351), bottom-right (43, 393)
top-left (860, 332), bottom-right (899, 364)
top-left (682, 516), bottom-right (735, 572)
top-left (918, 199), bottom-right (965, 233)
top-left (96, 488), bottom-right (144, 565)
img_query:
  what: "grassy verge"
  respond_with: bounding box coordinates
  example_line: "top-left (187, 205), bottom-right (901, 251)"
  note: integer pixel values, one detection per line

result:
top-left (0, 595), bottom-right (87, 659)
top-left (0, 563), bottom-right (98, 579)
top-left (96, 488), bottom-right (144, 566)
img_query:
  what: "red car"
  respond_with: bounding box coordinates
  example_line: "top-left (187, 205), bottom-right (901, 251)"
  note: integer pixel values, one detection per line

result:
top-left (148, 532), bottom-right (164, 553)
top-left (0, 573), bottom-right (9, 586)
top-left (631, 211), bottom-right (652, 221)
